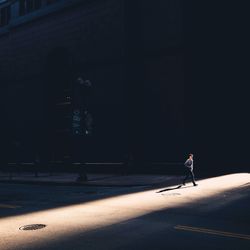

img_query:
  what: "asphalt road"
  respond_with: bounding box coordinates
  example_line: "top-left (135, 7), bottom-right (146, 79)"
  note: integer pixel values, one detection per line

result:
top-left (0, 173), bottom-right (249, 250)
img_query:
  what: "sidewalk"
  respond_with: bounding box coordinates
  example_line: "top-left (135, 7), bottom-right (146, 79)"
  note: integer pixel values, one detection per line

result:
top-left (0, 172), bottom-right (182, 187)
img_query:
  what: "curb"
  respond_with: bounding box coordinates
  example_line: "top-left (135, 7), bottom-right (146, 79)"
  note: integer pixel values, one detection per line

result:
top-left (0, 179), bottom-right (160, 187)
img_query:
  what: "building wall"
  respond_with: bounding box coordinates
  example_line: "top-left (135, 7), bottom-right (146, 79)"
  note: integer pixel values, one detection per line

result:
top-left (0, 0), bottom-right (190, 168)
top-left (0, 0), bottom-right (126, 163)
top-left (138, 0), bottom-right (186, 162)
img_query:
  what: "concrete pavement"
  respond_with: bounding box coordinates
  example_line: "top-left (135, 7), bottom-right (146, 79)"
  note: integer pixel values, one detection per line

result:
top-left (0, 172), bottom-right (249, 249)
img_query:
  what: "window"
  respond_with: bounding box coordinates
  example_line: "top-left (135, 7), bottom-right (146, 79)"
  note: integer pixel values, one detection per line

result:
top-left (0, 5), bottom-right (10, 27)
top-left (19, 0), bottom-right (42, 16)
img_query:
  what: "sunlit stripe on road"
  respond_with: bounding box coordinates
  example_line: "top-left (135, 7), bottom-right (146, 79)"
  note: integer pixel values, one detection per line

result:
top-left (175, 225), bottom-right (250, 240)
top-left (0, 204), bottom-right (21, 209)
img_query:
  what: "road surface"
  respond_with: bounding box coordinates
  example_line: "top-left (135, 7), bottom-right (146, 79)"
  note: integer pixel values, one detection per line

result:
top-left (0, 173), bottom-right (249, 249)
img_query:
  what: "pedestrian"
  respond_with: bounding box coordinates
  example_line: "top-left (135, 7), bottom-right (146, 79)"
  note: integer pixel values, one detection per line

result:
top-left (182, 153), bottom-right (198, 186)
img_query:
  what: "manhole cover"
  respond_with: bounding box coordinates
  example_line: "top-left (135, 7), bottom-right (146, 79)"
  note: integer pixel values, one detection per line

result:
top-left (19, 224), bottom-right (46, 231)
top-left (161, 193), bottom-right (181, 196)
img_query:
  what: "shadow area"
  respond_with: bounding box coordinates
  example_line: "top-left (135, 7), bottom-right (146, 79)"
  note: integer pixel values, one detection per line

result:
top-left (156, 184), bottom-right (201, 193)
top-left (156, 185), bottom-right (183, 193)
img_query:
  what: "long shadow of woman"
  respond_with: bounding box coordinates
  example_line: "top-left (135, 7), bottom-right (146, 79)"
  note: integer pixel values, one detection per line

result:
top-left (156, 185), bottom-right (194, 193)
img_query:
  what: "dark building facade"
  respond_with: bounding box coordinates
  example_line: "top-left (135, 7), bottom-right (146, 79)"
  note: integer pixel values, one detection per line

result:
top-left (0, 0), bottom-right (128, 166)
top-left (2, 0), bottom-right (247, 172)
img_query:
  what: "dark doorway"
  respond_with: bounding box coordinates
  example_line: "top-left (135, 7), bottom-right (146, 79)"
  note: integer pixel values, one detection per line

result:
top-left (39, 47), bottom-right (73, 167)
